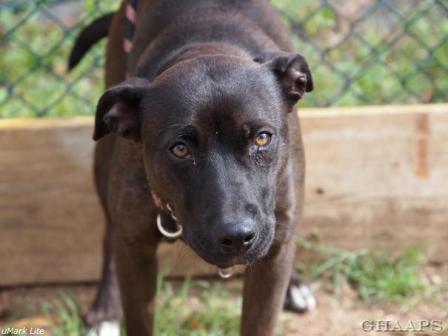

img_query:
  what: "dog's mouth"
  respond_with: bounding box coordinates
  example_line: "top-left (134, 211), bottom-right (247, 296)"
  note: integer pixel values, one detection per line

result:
top-left (199, 252), bottom-right (260, 270)
top-left (186, 223), bottom-right (275, 269)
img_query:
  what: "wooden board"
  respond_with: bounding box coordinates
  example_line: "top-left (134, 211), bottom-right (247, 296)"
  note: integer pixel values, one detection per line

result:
top-left (0, 104), bottom-right (447, 286)
top-left (0, 118), bottom-right (103, 286)
top-left (300, 104), bottom-right (448, 261)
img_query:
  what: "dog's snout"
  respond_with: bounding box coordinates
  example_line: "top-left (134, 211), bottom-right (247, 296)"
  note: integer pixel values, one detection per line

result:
top-left (218, 219), bottom-right (257, 254)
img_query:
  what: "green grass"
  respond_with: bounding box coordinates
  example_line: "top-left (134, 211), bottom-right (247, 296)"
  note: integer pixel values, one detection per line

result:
top-left (298, 237), bottom-right (431, 304)
top-left (46, 294), bottom-right (87, 336)
top-left (0, 293), bottom-right (86, 336)
top-left (1, 278), bottom-right (242, 336)
top-left (49, 278), bottom-right (241, 336)
top-left (1, 241), bottom-right (437, 335)
top-left (155, 276), bottom-right (241, 336)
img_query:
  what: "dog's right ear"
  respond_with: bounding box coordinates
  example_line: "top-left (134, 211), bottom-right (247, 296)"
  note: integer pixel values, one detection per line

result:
top-left (93, 77), bottom-right (150, 141)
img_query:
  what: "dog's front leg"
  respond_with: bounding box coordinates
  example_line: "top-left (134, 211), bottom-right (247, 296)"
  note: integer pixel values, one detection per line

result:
top-left (114, 234), bottom-right (158, 336)
top-left (241, 228), bottom-right (297, 336)
top-left (103, 140), bottom-right (162, 336)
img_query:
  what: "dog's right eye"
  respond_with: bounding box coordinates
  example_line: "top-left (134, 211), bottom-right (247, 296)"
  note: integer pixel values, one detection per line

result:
top-left (170, 142), bottom-right (191, 159)
top-left (255, 131), bottom-right (272, 147)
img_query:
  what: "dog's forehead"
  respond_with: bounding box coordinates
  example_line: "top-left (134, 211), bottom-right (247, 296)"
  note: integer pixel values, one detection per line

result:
top-left (147, 57), bottom-right (283, 133)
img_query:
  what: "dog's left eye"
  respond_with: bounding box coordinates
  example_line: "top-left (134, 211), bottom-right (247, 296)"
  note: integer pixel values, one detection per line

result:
top-left (170, 142), bottom-right (191, 159)
top-left (254, 131), bottom-right (272, 147)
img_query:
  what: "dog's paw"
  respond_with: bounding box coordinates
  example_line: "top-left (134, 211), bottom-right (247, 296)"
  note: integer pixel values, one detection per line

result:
top-left (86, 321), bottom-right (121, 336)
top-left (283, 269), bottom-right (316, 314)
top-left (284, 282), bottom-right (316, 313)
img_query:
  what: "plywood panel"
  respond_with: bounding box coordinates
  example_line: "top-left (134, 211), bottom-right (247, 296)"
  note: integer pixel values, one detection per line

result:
top-left (0, 105), bottom-right (447, 286)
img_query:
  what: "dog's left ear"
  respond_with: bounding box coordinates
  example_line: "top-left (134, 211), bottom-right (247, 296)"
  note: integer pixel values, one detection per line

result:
top-left (256, 51), bottom-right (313, 110)
top-left (93, 77), bottom-right (150, 141)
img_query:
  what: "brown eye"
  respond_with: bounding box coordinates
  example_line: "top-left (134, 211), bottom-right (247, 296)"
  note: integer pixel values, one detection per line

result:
top-left (170, 142), bottom-right (191, 158)
top-left (255, 132), bottom-right (272, 147)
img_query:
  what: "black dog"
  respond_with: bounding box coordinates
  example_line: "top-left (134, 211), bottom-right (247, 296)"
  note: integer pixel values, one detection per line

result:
top-left (69, 1), bottom-right (315, 335)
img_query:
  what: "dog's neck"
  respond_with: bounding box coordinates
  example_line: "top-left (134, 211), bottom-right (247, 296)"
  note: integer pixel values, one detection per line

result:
top-left (156, 42), bottom-right (252, 77)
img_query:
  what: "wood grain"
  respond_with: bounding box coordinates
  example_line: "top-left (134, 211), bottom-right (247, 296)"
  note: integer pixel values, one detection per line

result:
top-left (1, 105), bottom-right (447, 286)
top-left (300, 104), bottom-right (448, 262)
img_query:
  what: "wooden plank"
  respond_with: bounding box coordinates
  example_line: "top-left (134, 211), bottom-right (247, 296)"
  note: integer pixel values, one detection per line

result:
top-left (0, 121), bottom-right (103, 286)
top-left (0, 104), bottom-right (447, 286)
top-left (300, 104), bottom-right (448, 261)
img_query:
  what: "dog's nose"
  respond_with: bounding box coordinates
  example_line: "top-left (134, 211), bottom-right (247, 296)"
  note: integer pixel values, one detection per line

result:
top-left (218, 219), bottom-right (257, 254)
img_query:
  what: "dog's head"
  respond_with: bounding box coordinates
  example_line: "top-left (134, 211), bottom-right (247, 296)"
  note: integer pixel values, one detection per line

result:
top-left (93, 51), bottom-right (312, 268)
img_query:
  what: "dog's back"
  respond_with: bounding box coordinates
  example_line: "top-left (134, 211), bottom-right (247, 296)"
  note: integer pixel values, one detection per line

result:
top-left (126, 0), bottom-right (294, 77)
top-left (69, 0), bottom-right (293, 77)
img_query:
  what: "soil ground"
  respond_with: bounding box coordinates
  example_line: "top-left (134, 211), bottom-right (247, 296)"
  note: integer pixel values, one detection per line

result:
top-left (0, 264), bottom-right (447, 336)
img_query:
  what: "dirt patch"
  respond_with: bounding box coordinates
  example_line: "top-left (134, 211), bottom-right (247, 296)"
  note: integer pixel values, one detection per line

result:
top-left (0, 264), bottom-right (447, 336)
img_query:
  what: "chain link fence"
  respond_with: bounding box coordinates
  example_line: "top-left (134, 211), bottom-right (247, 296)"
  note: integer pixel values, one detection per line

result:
top-left (1, 0), bottom-right (447, 117)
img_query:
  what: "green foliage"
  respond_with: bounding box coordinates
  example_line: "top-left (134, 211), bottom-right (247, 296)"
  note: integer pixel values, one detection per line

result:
top-left (0, 255), bottom-right (437, 335)
top-left (0, 1), bottom-right (112, 117)
top-left (1, 0), bottom-right (447, 117)
top-left (1, 293), bottom-right (86, 336)
top-left (49, 294), bottom-right (86, 336)
top-left (272, 0), bottom-right (448, 107)
top-left (3, 278), bottom-right (242, 336)
top-left (155, 276), bottom-right (241, 335)
top-left (345, 248), bottom-right (427, 303)
top-left (299, 237), bottom-right (430, 304)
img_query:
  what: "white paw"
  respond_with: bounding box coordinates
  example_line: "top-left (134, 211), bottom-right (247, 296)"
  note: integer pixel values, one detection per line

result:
top-left (86, 320), bottom-right (121, 336)
top-left (288, 284), bottom-right (317, 312)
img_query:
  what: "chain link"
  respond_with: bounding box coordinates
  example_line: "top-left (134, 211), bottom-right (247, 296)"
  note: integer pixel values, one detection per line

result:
top-left (1, 0), bottom-right (447, 117)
